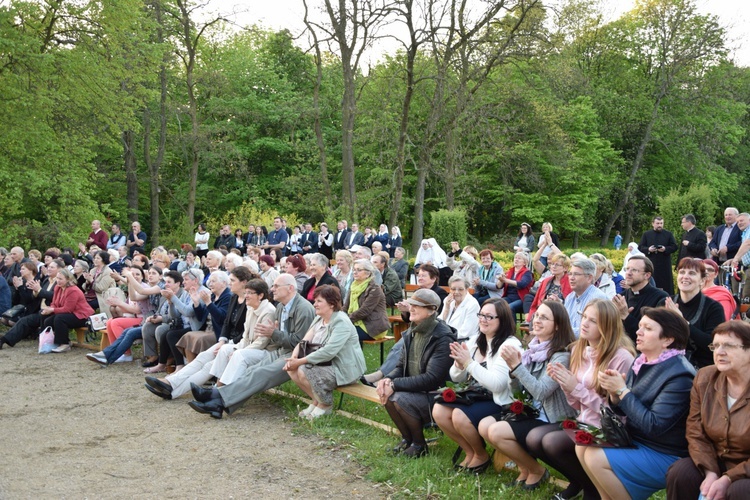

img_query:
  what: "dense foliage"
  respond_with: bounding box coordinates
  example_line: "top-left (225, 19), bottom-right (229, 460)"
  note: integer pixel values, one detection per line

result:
top-left (1, 0), bottom-right (747, 253)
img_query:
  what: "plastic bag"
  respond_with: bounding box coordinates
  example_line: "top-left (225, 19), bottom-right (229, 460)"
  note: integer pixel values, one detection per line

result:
top-left (38, 326), bottom-right (55, 354)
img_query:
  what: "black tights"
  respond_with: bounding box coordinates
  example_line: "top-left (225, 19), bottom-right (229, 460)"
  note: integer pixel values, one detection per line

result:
top-left (385, 401), bottom-right (426, 446)
top-left (526, 425), bottom-right (600, 500)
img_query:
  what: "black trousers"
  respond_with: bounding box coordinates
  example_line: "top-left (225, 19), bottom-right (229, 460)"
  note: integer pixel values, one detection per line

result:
top-left (42, 313), bottom-right (88, 345)
top-left (2, 313), bottom-right (43, 346)
top-left (161, 327), bottom-right (190, 365)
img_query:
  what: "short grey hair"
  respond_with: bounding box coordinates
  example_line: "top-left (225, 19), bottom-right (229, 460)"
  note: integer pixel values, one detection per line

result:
top-left (448, 275), bottom-right (470, 289)
top-left (571, 258), bottom-right (597, 277)
top-left (183, 267), bottom-right (205, 283)
top-left (208, 270), bottom-right (230, 286)
top-left (207, 250), bottom-right (224, 265)
top-left (354, 259), bottom-right (376, 277)
top-left (310, 253), bottom-right (329, 268)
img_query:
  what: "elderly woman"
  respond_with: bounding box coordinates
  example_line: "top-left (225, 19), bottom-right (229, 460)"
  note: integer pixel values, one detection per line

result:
top-left (387, 226), bottom-right (402, 258)
top-left (440, 276), bottom-right (480, 340)
top-left (201, 250), bottom-right (224, 287)
top-left (576, 307), bottom-right (694, 500)
top-left (40, 268), bottom-right (95, 353)
top-left (481, 301), bottom-right (576, 490)
top-left (82, 250), bottom-right (118, 317)
top-left (666, 320), bottom-right (750, 500)
top-left (514, 223), bottom-right (536, 253)
top-left (176, 270), bottom-right (233, 362)
top-left (433, 299), bottom-right (522, 472)
top-left (497, 252), bottom-right (534, 315)
top-left (527, 300), bottom-right (636, 499)
top-left (332, 250), bottom-right (354, 300)
top-left (377, 289), bottom-right (456, 458)
top-left (344, 259), bottom-right (389, 341)
top-left (73, 259), bottom-right (89, 292)
top-left (526, 253), bottom-right (571, 322)
top-left (258, 255), bottom-right (279, 290)
top-left (301, 253), bottom-right (339, 303)
top-left (391, 247), bottom-right (408, 288)
top-left (446, 242), bottom-right (481, 285)
top-left (620, 242), bottom-right (645, 277)
top-left (414, 238), bottom-right (447, 273)
top-left (286, 285), bottom-right (366, 419)
top-left (472, 249), bottom-right (504, 306)
top-left (284, 254), bottom-right (309, 293)
top-left (589, 253), bottom-right (616, 299)
top-left (665, 258), bottom-right (725, 368)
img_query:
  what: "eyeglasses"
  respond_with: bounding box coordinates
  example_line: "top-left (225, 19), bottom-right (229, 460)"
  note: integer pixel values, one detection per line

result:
top-left (185, 269), bottom-right (200, 281)
top-left (450, 288), bottom-right (466, 292)
top-left (708, 343), bottom-right (747, 352)
top-left (353, 268), bottom-right (364, 273)
top-left (477, 313), bottom-right (498, 321)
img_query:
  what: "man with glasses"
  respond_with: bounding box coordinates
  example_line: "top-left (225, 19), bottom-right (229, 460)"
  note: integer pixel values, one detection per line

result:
top-left (187, 273), bottom-right (315, 418)
top-left (559, 258), bottom-right (606, 338)
top-left (126, 221), bottom-right (147, 257)
top-left (612, 255), bottom-right (668, 341)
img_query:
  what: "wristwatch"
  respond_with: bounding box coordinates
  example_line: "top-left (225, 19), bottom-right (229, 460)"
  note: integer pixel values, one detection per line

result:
top-left (615, 387), bottom-right (628, 397)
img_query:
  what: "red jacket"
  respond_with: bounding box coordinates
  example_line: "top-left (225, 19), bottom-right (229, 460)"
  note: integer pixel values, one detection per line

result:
top-left (51, 285), bottom-right (95, 319)
top-left (527, 274), bottom-right (572, 319)
top-left (502, 267), bottom-right (534, 301)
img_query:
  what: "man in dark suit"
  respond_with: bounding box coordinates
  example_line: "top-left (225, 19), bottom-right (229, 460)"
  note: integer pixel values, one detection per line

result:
top-left (677, 214), bottom-right (707, 263)
top-left (639, 216), bottom-right (678, 294)
top-left (345, 223), bottom-right (365, 250)
top-left (301, 223), bottom-right (319, 255)
top-left (709, 207), bottom-right (742, 287)
top-left (334, 220), bottom-right (350, 251)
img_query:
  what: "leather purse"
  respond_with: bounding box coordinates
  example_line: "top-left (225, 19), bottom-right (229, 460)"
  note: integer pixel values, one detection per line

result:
top-left (297, 340), bottom-right (332, 366)
top-left (600, 404), bottom-right (634, 447)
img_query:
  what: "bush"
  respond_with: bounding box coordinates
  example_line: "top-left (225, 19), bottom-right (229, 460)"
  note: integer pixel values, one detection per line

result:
top-left (428, 209), bottom-right (467, 249)
top-left (203, 202), bottom-right (300, 241)
top-left (658, 184), bottom-right (718, 236)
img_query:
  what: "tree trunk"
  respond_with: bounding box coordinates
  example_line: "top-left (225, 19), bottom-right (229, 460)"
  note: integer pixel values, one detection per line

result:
top-left (600, 94), bottom-right (662, 246)
top-left (123, 129), bottom-right (138, 221)
top-left (340, 58), bottom-right (357, 219)
top-left (308, 30), bottom-right (333, 213)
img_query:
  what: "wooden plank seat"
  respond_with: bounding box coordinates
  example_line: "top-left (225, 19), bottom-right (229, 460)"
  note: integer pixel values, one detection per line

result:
top-left (362, 335), bottom-right (395, 364)
top-left (71, 326), bottom-right (98, 351)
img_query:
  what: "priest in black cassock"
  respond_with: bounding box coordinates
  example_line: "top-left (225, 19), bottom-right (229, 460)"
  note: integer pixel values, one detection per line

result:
top-left (638, 217), bottom-right (678, 294)
top-left (613, 254), bottom-right (669, 341)
top-left (676, 214), bottom-right (708, 263)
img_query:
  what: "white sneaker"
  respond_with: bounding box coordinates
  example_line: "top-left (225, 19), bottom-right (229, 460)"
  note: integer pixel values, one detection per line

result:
top-left (86, 352), bottom-right (108, 366)
top-left (307, 406), bottom-right (332, 420)
top-left (114, 354), bottom-right (133, 363)
top-left (298, 404), bottom-right (316, 418)
top-left (51, 344), bottom-right (71, 353)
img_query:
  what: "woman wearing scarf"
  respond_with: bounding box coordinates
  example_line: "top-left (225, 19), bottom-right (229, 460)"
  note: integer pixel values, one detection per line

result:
top-left (481, 301), bottom-right (576, 490)
top-left (578, 307), bottom-right (695, 500)
top-left (387, 226), bottom-right (402, 258)
top-left (344, 259), bottom-right (389, 341)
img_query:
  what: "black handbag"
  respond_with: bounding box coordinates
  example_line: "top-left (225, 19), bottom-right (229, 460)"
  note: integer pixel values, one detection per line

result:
top-left (600, 404), bottom-right (633, 447)
top-left (1, 304), bottom-right (25, 323)
top-left (297, 340), bottom-right (332, 366)
top-left (434, 384), bottom-right (493, 405)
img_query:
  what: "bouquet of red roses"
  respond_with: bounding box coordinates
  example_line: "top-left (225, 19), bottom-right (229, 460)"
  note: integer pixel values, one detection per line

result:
top-left (500, 390), bottom-right (539, 422)
top-left (560, 420), bottom-right (611, 447)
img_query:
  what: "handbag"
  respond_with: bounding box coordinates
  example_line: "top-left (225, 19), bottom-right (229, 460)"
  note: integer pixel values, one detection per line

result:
top-left (38, 326), bottom-right (55, 354)
top-left (2, 304), bottom-right (25, 323)
top-left (600, 404), bottom-right (633, 448)
top-left (297, 340), bottom-right (332, 366)
top-left (434, 384), bottom-right (494, 405)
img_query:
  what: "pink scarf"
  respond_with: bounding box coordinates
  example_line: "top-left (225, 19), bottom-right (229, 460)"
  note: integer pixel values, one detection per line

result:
top-left (631, 348), bottom-right (685, 375)
top-left (521, 337), bottom-right (551, 365)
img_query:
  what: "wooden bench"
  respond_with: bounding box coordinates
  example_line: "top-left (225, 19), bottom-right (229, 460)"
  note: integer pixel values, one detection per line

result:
top-left (362, 335), bottom-right (395, 364)
top-left (71, 326), bottom-right (98, 351)
top-left (388, 315), bottom-right (407, 342)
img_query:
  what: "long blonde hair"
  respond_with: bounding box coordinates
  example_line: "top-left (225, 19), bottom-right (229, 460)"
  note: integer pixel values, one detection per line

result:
top-left (569, 299), bottom-right (636, 397)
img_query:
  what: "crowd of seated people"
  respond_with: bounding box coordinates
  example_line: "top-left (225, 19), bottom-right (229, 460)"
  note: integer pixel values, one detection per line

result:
top-left (2, 216), bottom-right (750, 500)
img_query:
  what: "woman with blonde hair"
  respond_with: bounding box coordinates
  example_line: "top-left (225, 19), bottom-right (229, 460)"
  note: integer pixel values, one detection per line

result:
top-left (526, 300), bottom-right (636, 499)
top-left (589, 253), bottom-right (616, 299)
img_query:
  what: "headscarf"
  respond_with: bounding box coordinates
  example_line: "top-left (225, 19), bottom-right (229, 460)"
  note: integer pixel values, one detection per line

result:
top-left (415, 238), bottom-right (447, 268)
top-left (620, 242), bottom-right (645, 275)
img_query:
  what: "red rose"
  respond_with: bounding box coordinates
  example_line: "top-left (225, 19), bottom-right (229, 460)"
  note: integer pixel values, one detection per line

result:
top-left (562, 419), bottom-right (578, 430)
top-left (574, 430), bottom-right (594, 445)
top-left (510, 400), bottom-right (525, 415)
top-left (442, 388), bottom-right (456, 403)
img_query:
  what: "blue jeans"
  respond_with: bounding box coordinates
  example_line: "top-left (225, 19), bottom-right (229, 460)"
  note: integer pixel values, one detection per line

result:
top-left (102, 326), bottom-right (143, 364)
top-left (504, 298), bottom-right (523, 315)
top-left (379, 339), bottom-right (404, 376)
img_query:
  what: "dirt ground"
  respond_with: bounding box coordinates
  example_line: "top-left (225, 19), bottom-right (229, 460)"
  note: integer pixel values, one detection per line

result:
top-left (0, 339), bottom-right (383, 499)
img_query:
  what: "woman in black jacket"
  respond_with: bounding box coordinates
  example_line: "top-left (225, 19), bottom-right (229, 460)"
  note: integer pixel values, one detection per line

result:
top-left (300, 253), bottom-right (340, 303)
top-left (376, 288), bottom-right (456, 458)
top-left (577, 307), bottom-right (695, 500)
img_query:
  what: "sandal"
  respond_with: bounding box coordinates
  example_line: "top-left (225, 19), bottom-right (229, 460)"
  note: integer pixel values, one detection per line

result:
top-left (143, 364), bottom-right (166, 374)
